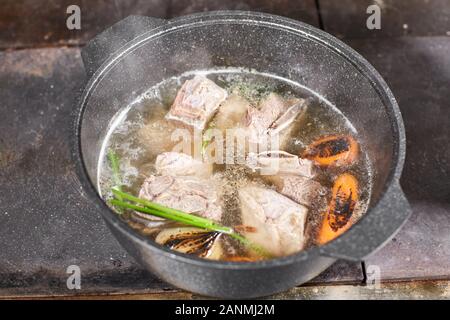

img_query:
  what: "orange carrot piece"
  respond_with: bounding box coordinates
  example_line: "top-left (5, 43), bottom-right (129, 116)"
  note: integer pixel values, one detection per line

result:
top-left (318, 173), bottom-right (359, 245)
top-left (303, 134), bottom-right (359, 167)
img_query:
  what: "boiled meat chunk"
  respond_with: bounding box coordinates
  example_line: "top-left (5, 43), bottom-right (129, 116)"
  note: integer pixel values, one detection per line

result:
top-left (239, 186), bottom-right (308, 256)
top-left (267, 101), bottom-right (305, 136)
top-left (155, 152), bottom-right (212, 178)
top-left (214, 94), bottom-right (250, 132)
top-left (139, 175), bottom-right (222, 222)
top-left (268, 100), bottom-right (307, 149)
top-left (266, 175), bottom-right (327, 208)
top-left (246, 150), bottom-right (315, 178)
top-left (166, 75), bottom-right (228, 130)
top-left (246, 151), bottom-right (325, 208)
top-left (138, 108), bottom-right (183, 158)
top-left (244, 93), bottom-right (288, 142)
top-left (243, 93), bottom-right (307, 149)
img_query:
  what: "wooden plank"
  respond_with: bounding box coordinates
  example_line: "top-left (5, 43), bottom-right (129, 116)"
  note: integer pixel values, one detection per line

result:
top-left (3, 280), bottom-right (450, 300)
top-left (319, 0), bottom-right (450, 38)
top-left (270, 280), bottom-right (450, 300)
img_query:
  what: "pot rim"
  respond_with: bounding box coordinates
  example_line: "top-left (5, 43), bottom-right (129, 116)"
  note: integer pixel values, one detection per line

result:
top-left (73, 10), bottom-right (406, 270)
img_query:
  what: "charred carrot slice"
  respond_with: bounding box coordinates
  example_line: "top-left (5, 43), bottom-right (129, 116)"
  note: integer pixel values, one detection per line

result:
top-left (303, 134), bottom-right (359, 167)
top-left (318, 173), bottom-right (358, 245)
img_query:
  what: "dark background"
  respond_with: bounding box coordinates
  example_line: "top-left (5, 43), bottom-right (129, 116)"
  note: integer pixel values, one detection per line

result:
top-left (0, 0), bottom-right (449, 298)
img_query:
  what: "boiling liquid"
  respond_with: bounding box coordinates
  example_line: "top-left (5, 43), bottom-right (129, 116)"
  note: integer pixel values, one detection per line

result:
top-left (98, 69), bottom-right (372, 259)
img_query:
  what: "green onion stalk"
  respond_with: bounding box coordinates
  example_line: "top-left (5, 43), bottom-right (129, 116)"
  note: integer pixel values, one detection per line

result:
top-left (107, 148), bottom-right (271, 258)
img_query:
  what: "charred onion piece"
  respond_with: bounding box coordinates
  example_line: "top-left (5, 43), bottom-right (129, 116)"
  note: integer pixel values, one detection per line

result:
top-left (156, 227), bottom-right (222, 259)
top-left (303, 134), bottom-right (358, 167)
top-left (318, 173), bottom-right (358, 245)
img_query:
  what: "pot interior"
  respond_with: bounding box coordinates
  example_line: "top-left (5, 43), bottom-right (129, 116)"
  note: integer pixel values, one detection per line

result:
top-left (80, 16), bottom-right (396, 222)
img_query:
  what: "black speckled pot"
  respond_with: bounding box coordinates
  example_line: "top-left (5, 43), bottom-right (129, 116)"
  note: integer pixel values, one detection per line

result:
top-left (73, 11), bottom-right (411, 298)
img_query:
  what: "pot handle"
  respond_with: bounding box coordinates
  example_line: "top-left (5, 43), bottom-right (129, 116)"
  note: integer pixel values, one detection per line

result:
top-left (319, 181), bottom-right (411, 261)
top-left (81, 15), bottom-right (167, 78)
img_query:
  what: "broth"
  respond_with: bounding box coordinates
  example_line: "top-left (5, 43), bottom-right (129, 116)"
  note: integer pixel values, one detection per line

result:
top-left (98, 69), bottom-right (372, 261)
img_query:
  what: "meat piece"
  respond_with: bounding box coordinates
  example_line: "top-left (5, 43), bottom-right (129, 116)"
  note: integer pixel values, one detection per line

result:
top-left (214, 94), bottom-right (250, 131)
top-left (155, 152), bottom-right (212, 178)
top-left (239, 186), bottom-right (308, 256)
top-left (246, 150), bottom-right (315, 177)
top-left (139, 175), bottom-right (222, 221)
top-left (267, 99), bottom-right (305, 135)
top-left (265, 175), bottom-right (327, 208)
top-left (268, 99), bottom-right (307, 149)
top-left (138, 111), bottom-right (183, 158)
top-left (244, 93), bottom-right (287, 143)
top-left (166, 75), bottom-right (228, 130)
top-left (206, 94), bottom-right (251, 163)
top-left (243, 93), bottom-right (307, 149)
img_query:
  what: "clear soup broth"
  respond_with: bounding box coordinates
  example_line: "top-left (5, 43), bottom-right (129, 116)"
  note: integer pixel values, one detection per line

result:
top-left (98, 69), bottom-right (372, 261)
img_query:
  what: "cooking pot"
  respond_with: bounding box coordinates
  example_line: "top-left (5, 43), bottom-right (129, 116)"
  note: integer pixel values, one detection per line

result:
top-left (73, 11), bottom-right (411, 298)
